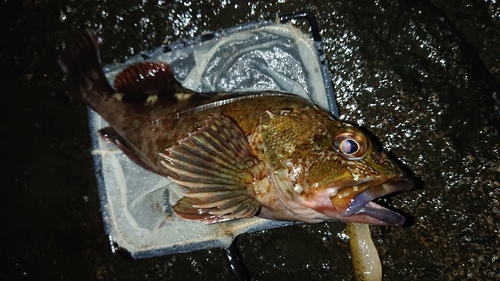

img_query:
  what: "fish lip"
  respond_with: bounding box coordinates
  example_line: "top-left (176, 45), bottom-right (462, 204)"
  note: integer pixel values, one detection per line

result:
top-left (344, 177), bottom-right (416, 226)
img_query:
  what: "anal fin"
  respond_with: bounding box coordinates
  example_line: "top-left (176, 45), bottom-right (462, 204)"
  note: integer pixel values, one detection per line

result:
top-left (98, 127), bottom-right (156, 173)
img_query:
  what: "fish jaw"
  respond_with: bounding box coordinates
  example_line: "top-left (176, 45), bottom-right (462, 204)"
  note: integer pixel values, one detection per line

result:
top-left (324, 176), bottom-right (415, 226)
top-left (269, 167), bottom-right (415, 225)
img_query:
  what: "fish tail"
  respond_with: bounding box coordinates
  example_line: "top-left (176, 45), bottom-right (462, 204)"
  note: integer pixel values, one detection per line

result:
top-left (58, 29), bottom-right (114, 109)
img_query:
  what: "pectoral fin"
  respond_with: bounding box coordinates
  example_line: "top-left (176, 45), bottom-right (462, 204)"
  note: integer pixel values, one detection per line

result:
top-left (160, 114), bottom-right (261, 223)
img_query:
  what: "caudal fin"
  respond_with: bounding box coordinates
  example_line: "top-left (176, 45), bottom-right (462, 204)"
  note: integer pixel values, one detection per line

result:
top-left (58, 29), bottom-right (114, 108)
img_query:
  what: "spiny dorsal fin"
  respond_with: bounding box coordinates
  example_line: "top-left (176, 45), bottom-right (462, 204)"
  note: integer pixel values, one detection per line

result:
top-left (114, 62), bottom-right (193, 105)
top-left (160, 114), bottom-right (261, 224)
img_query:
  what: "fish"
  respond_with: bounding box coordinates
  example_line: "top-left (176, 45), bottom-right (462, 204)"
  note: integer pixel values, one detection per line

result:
top-left (59, 29), bottom-right (415, 226)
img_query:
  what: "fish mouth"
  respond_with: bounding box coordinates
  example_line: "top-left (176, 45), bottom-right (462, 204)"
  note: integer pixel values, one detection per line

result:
top-left (345, 177), bottom-right (415, 226)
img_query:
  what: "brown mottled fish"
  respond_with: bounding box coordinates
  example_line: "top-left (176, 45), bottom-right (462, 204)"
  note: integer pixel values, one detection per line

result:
top-left (59, 30), bottom-right (414, 226)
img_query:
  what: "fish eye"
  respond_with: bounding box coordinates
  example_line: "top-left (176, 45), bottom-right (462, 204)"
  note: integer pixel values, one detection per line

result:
top-left (340, 139), bottom-right (359, 155)
top-left (334, 131), bottom-right (368, 160)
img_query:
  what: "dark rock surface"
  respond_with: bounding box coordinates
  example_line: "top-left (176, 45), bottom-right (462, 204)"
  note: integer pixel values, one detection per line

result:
top-left (1, 0), bottom-right (498, 280)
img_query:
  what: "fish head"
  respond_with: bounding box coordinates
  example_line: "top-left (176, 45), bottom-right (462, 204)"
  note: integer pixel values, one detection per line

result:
top-left (261, 105), bottom-right (415, 226)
